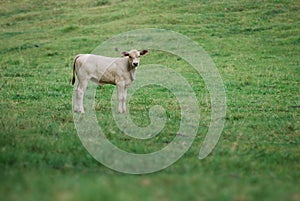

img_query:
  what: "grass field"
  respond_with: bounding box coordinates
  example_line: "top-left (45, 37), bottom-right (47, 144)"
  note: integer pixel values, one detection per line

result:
top-left (0, 0), bottom-right (299, 200)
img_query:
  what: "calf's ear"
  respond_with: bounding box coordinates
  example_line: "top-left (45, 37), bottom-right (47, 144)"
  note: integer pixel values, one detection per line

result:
top-left (121, 52), bottom-right (129, 57)
top-left (139, 50), bottom-right (148, 56)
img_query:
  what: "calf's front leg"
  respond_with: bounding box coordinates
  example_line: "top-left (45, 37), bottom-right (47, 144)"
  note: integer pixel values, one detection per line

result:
top-left (117, 81), bottom-right (127, 113)
top-left (122, 88), bottom-right (127, 113)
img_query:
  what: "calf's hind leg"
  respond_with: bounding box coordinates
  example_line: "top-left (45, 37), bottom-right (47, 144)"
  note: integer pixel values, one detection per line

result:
top-left (74, 79), bottom-right (88, 113)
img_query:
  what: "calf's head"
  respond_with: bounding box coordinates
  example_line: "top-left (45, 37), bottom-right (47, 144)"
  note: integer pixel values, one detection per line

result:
top-left (121, 49), bottom-right (148, 68)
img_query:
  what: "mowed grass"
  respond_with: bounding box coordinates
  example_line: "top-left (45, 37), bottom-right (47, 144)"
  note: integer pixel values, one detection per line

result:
top-left (0, 0), bottom-right (299, 200)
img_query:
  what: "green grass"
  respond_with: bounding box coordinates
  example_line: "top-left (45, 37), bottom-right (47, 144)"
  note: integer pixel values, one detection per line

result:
top-left (0, 0), bottom-right (299, 200)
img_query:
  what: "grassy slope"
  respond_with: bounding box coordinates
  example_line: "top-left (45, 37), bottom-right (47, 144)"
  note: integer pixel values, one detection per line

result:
top-left (0, 0), bottom-right (299, 200)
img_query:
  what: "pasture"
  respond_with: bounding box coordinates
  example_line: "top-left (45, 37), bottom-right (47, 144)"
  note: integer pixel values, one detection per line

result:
top-left (0, 0), bottom-right (299, 200)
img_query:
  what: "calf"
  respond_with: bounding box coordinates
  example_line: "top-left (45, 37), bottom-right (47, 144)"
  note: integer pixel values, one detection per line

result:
top-left (72, 49), bottom-right (148, 113)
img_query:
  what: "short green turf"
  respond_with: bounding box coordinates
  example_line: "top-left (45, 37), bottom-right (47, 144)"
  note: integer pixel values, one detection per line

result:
top-left (0, 0), bottom-right (299, 200)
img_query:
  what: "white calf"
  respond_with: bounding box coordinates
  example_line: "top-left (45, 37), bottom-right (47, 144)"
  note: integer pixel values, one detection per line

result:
top-left (72, 49), bottom-right (148, 113)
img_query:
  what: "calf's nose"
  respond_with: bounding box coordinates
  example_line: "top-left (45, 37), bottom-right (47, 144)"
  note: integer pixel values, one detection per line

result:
top-left (132, 62), bottom-right (138, 67)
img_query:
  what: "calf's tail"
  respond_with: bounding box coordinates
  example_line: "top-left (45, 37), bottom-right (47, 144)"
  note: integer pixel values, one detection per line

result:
top-left (72, 55), bottom-right (80, 85)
